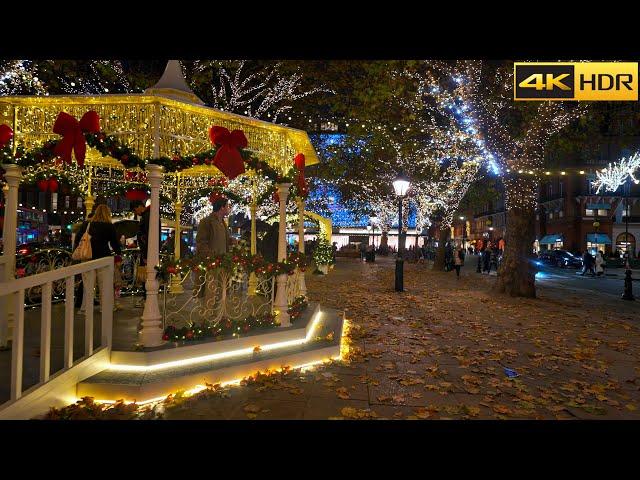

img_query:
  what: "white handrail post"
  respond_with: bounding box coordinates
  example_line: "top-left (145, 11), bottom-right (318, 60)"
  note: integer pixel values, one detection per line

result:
top-left (274, 183), bottom-right (291, 327)
top-left (40, 282), bottom-right (52, 383)
top-left (99, 260), bottom-right (114, 349)
top-left (10, 289), bottom-right (24, 400)
top-left (64, 276), bottom-right (74, 368)
top-left (296, 196), bottom-right (307, 298)
top-left (1, 164), bottom-right (22, 348)
top-left (84, 270), bottom-right (95, 356)
top-left (140, 164), bottom-right (165, 347)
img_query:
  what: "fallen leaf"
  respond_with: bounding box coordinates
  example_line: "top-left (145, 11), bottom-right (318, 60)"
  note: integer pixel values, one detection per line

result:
top-left (243, 404), bottom-right (261, 413)
top-left (493, 404), bottom-right (512, 415)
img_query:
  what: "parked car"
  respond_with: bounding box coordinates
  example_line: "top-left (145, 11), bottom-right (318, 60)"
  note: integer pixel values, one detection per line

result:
top-left (538, 249), bottom-right (583, 268)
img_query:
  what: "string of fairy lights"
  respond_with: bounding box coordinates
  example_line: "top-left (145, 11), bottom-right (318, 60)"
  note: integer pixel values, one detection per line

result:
top-left (593, 152), bottom-right (640, 194)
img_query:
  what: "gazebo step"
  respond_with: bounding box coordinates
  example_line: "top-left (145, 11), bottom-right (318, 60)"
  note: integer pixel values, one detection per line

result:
top-left (77, 305), bottom-right (344, 403)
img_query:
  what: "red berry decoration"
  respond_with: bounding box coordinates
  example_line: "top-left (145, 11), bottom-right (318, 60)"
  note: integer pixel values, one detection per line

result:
top-left (37, 179), bottom-right (48, 192)
top-left (186, 330), bottom-right (194, 339)
top-left (167, 266), bottom-right (177, 274)
top-left (162, 334), bottom-right (170, 341)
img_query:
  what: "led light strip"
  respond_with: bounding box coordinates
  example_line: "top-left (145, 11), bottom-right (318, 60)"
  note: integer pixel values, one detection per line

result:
top-left (89, 355), bottom-right (343, 407)
top-left (109, 310), bottom-right (324, 373)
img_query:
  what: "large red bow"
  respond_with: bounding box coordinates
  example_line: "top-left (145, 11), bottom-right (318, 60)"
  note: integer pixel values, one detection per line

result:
top-left (293, 153), bottom-right (308, 196)
top-left (53, 111), bottom-right (100, 168)
top-left (209, 126), bottom-right (247, 180)
top-left (0, 124), bottom-right (13, 149)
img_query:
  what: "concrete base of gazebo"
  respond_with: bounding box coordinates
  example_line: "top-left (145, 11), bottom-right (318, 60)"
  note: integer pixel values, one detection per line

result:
top-left (76, 302), bottom-right (344, 404)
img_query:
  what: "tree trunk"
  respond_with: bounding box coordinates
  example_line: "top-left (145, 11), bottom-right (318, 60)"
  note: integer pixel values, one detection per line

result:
top-left (495, 206), bottom-right (537, 297)
top-left (433, 228), bottom-right (449, 271)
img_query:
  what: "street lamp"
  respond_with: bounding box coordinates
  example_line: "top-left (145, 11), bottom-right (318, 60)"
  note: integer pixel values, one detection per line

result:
top-left (366, 224), bottom-right (372, 251)
top-left (393, 173), bottom-right (411, 292)
top-left (370, 216), bottom-right (378, 248)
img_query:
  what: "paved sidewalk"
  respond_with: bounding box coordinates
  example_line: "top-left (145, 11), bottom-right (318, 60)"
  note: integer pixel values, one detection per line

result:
top-left (52, 256), bottom-right (637, 421)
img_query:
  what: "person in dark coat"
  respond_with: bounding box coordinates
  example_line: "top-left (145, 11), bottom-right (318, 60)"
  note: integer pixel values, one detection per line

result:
top-left (73, 204), bottom-right (122, 312)
top-left (260, 221), bottom-right (280, 263)
top-left (130, 199), bottom-right (162, 305)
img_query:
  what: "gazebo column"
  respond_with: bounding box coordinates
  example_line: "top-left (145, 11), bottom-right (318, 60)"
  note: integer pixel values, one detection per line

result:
top-left (85, 167), bottom-right (94, 219)
top-left (296, 196), bottom-right (307, 298)
top-left (169, 201), bottom-right (184, 294)
top-left (139, 164), bottom-right (165, 347)
top-left (274, 183), bottom-right (291, 327)
top-left (248, 201), bottom-right (258, 296)
top-left (0, 165), bottom-right (22, 348)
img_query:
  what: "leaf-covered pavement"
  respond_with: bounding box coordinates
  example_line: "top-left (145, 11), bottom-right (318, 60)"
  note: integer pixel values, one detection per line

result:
top-left (45, 258), bottom-right (640, 420)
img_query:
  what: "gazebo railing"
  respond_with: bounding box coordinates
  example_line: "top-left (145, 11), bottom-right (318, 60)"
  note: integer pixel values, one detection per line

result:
top-left (162, 267), bottom-right (276, 331)
top-left (0, 257), bottom-right (114, 405)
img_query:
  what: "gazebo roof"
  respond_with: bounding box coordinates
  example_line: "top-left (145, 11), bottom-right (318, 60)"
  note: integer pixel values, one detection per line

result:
top-left (0, 81), bottom-right (319, 175)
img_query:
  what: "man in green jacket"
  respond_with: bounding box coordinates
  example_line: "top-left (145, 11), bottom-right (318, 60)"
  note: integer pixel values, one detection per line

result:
top-left (195, 196), bottom-right (232, 303)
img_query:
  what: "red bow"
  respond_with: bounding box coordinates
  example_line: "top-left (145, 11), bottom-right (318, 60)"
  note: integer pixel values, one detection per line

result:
top-left (209, 192), bottom-right (226, 204)
top-left (293, 153), bottom-right (308, 196)
top-left (0, 124), bottom-right (13, 149)
top-left (53, 111), bottom-right (100, 168)
top-left (209, 126), bottom-right (247, 180)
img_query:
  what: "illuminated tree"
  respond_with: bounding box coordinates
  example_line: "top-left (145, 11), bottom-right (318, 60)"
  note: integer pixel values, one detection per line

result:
top-left (445, 60), bottom-right (588, 297)
top-left (184, 60), bottom-right (333, 124)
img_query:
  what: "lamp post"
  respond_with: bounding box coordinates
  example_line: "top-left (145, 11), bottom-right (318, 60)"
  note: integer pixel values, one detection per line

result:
top-left (593, 218), bottom-right (600, 257)
top-left (622, 176), bottom-right (635, 300)
top-left (370, 216), bottom-right (378, 249)
top-left (366, 224), bottom-right (372, 247)
top-left (393, 173), bottom-right (411, 292)
top-left (460, 216), bottom-right (466, 250)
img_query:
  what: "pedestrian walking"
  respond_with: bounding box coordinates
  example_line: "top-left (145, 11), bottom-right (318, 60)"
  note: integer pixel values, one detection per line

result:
top-left (581, 251), bottom-right (595, 276)
top-left (595, 250), bottom-right (606, 277)
top-left (73, 204), bottom-right (122, 313)
top-left (454, 245), bottom-right (464, 278)
top-left (476, 238), bottom-right (484, 273)
top-left (483, 241), bottom-right (492, 274)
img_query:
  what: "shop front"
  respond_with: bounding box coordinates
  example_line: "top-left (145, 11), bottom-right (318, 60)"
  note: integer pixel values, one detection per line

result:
top-left (586, 233), bottom-right (612, 256)
top-left (539, 234), bottom-right (564, 251)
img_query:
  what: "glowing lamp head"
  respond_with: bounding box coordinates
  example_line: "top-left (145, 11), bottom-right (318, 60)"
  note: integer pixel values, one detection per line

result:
top-left (393, 173), bottom-right (411, 197)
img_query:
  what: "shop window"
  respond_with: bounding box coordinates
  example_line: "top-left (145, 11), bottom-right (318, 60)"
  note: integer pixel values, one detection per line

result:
top-left (76, 197), bottom-right (83, 209)
top-left (559, 211), bottom-right (564, 218)
top-left (597, 209), bottom-right (608, 216)
top-left (548, 212), bottom-right (553, 219)
top-left (51, 193), bottom-right (57, 211)
top-left (585, 208), bottom-right (594, 216)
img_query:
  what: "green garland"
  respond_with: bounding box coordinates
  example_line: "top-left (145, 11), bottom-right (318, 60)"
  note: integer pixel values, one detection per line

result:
top-left (155, 245), bottom-right (308, 282)
top-left (162, 312), bottom-right (278, 343)
top-left (1, 128), bottom-right (309, 200)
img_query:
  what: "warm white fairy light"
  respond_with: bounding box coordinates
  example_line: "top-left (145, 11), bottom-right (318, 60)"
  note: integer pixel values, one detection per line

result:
top-left (191, 60), bottom-right (333, 124)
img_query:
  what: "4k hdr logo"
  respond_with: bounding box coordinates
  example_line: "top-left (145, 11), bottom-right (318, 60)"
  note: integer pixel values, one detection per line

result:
top-left (514, 62), bottom-right (638, 101)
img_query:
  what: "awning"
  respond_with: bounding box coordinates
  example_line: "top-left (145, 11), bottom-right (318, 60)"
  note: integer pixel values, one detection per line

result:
top-left (539, 234), bottom-right (563, 244)
top-left (586, 234), bottom-right (612, 244)
top-left (587, 204), bottom-right (611, 210)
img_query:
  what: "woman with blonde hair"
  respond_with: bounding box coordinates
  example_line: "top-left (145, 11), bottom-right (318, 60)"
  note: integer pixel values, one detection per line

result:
top-left (74, 204), bottom-right (122, 313)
